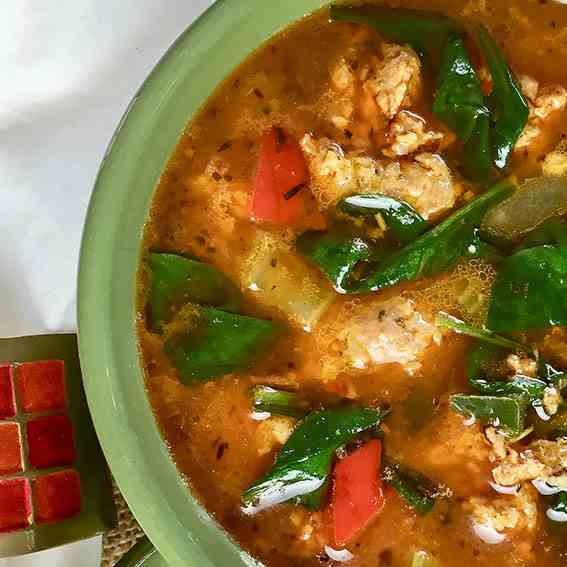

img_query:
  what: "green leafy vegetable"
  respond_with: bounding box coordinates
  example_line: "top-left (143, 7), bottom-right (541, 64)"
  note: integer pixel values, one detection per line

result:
top-left (329, 5), bottom-right (460, 63)
top-left (297, 232), bottom-right (374, 293)
top-left (433, 34), bottom-right (487, 141)
top-left (339, 193), bottom-right (428, 244)
top-left (436, 312), bottom-right (522, 350)
top-left (487, 246), bottom-right (567, 332)
top-left (148, 253), bottom-right (241, 329)
top-left (432, 33), bottom-right (495, 183)
top-left (384, 465), bottom-right (436, 516)
top-left (165, 308), bottom-right (280, 383)
top-left (477, 25), bottom-right (529, 170)
top-left (242, 407), bottom-right (387, 513)
top-left (467, 342), bottom-right (543, 405)
top-left (471, 374), bottom-right (548, 404)
top-left (450, 394), bottom-right (527, 436)
top-left (465, 342), bottom-right (565, 419)
top-left (349, 179), bottom-right (515, 293)
top-left (461, 108), bottom-right (494, 185)
top-left (251, 386), bottom-right (311, 419)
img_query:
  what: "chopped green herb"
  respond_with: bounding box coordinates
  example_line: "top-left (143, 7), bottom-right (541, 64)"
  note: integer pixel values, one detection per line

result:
top-left (251, 386), bottom-right (311, 418)
top-left (384, 465), bottom-right (436, 516)
top-left (450, 394), bottom-right (527, 437)
top-left (436, 312), bottom-right (523, 350)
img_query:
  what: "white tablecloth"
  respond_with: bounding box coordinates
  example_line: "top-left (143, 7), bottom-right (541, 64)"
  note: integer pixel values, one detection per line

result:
top-left (0, 0), bottom-right (212, 564)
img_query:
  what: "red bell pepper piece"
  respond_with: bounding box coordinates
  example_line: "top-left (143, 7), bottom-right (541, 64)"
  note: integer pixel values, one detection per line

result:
top-left (333, 439), bottom-right (385, 546)
top-left (251, 128), bottom-right (308, 224)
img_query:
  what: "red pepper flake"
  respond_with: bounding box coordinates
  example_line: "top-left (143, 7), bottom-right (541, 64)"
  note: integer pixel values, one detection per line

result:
top-left (0, 479), bottom-right (32, 533)
top-left (33, 470), bottom-right (81, 523)
top-left (16, 360), bottom-right (66, 413)
top-left (27, 414), bottom-right (76, 470)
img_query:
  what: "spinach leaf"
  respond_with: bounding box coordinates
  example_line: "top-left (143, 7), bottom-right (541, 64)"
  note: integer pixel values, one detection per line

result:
top-left (165, 308), bottom-right (281, 383)
top-left (148, 253), bottom-right (241, 330)
top-left (450, 394), bottom-right (527, 436)
top-left (466, 342), bottom-right (565, 414)
top-left (339, 193), bottom-right (428, 244)
top-left (470, 373), bottom-right (548, 404)
top-left (433, 34), bottom-right (487, 142)
top-left (297, 232), bottom-right (374, 293)
top-left (477, 25), bottom-right (529, 170)
top-left (242, 406), bottom-right (387, 513)
top-left (436, 313), bottom-right (522, 350)
top-left (433, 34), bottom-right (495, 183)
top-left (461, 107), bottom-right (494, 185)
top-left (383, 464), bottom-right (436, 516)
top-left (349, 179), bottom-right (515, 293)
top-left (251, 386), bottom-right (311, 419)
top-left (487, 246), bottom-right (567, 332)
top-left (329, 5), bottom-right (460, 63)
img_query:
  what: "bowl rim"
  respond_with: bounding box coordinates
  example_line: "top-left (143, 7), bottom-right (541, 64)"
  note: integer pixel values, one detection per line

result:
top-left (77, 1), bottom-right (328, 566)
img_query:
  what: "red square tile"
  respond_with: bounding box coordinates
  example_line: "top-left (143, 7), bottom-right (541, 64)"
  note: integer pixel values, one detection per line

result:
top-left (33, 470), bottom-right (81, 523)
top-left (27, 414), bottom-right (76, 469)
top-left (16, 360), bottom-right (66, 413)
top-left (0, 423), bottom-right (23, 475)
top-left (0, 365), bottom-right (16, 420)
top-left (0, 479), bottom-right (32, 532)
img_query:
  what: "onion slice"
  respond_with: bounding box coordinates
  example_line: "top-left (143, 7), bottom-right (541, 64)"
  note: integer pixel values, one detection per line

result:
top-left (482, 176), bottom-right (567, 241)
top-left (471, 521), bottom-right (507, 545)
top-left (324, 546), bottom-right (354, 562)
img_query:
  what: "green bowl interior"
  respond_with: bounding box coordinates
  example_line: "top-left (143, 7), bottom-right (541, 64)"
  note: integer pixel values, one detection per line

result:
top-left (78, 1), bottom-right (329, 566)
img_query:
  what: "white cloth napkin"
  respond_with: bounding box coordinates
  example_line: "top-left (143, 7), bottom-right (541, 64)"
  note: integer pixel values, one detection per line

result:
top-left (0, 0), bottom-right (212, 563)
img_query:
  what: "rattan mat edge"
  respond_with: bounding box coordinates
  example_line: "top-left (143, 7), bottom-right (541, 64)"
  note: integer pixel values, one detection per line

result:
top-left (101, 478), bottom-right (145, 566)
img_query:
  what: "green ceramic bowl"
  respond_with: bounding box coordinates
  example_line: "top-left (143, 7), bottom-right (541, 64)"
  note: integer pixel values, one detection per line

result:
top-left (78, 1), bottom-right (330, 565)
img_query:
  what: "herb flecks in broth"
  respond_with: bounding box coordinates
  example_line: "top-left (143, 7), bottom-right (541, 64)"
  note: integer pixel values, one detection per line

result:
top-left (139, 3), bottom-right (567, 566)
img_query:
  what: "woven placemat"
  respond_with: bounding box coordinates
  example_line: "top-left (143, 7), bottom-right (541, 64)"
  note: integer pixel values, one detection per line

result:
top-left (101, 479), bottom-right (145, 566)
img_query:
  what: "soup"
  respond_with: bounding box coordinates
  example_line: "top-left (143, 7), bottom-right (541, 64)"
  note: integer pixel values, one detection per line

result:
top-left (137, 2), bottom-right (567, 565)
